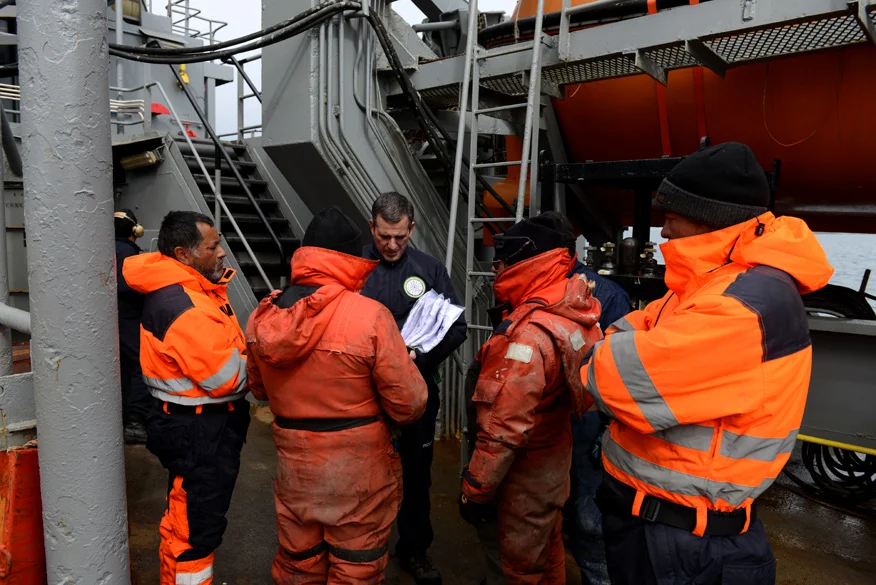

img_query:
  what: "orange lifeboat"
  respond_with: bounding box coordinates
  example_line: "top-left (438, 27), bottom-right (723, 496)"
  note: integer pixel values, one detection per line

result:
top-left (491, 0), bottom-right (876, 233)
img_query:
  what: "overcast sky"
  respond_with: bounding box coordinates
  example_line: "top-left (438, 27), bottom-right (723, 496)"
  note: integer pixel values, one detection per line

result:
top-left (177, 0), bottom-right (517, 135)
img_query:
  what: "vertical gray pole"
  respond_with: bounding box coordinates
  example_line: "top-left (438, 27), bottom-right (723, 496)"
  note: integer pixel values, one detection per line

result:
top-left (18, 1), bottom-right (131, 583)
top-left (0, 120), bottom-right (11, 376)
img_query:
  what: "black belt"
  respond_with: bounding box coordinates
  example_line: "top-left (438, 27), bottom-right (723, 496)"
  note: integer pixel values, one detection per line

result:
top-left (274, 414), bottom-right (382, 432)
top-left (601, 474), bottom-right (755, 537)
top-left (161, 399), bottom-right (244, 415)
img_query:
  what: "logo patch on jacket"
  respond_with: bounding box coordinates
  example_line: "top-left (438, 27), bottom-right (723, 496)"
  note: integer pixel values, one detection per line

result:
top-left (505, 343), bottom-right (534, 363)
top-left (403, 276), bottom-right (427, 298)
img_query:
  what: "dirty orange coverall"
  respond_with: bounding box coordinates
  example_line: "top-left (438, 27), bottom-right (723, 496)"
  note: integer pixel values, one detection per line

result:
top-left (463, 248), bottom-right (603, 585)
top-left (247, 246), bottom-right (428, 584)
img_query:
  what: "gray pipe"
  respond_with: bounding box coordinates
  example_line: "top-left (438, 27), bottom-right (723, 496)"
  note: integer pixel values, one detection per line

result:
top-left (0, 302), bottom-right (30, 334)
top-left (0, 114), bottom-right (9, 375)
top-left (411, 20), bottom-right (458, 32)
top-left (18, 0), bottom-right (131, 582)
top-left (0, 103), bottom-right (22, 177)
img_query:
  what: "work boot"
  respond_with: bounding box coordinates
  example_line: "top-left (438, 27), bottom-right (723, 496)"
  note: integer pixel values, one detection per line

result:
top-left (124, 421), bottom-right (147, 444)
top-left (400, 553), bottom-right (442, 585)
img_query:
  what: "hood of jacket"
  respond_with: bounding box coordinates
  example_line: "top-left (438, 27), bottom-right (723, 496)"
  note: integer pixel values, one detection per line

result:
top-left (122, 251), bottom-right (235, 295)
top-left (493, 248), bottom-right (576, 309)
top-left (660, 212), bottom-right (834, 298)
top-left (246, 246), bottom-right (379, 368)
top-left (541, 272), bottom-right (602, 329)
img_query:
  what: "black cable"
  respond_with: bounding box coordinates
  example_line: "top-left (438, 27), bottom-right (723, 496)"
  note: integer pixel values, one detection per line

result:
top-left (111, 0), bottom-right (349, 56)
top-left (109, 3), bottom-right (351, 64)
top-left (0, 62), bottom-right (17, 77)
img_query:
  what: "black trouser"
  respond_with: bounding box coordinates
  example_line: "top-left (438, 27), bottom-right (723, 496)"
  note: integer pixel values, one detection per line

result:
top-left (119, 318), bottom-right (152, 425)
top-left (146, 399), bottom-right (251, 561)
top-left (396, 382), bottom-right (441, 558)
top-left (596, 474), bottom-right (776, 585)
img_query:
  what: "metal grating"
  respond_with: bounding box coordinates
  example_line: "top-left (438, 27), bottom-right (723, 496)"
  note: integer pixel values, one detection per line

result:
top-left (482, 74), bottom-right (528, 96)
top-left (421, 84), bottom-right (462, 108)
top-left (544, 55), bottom-right (638, 86)
top-left (645, 44), bottom-right (700, 70)
top-left (417, 7), bottom-right (876, 103)
top-left (707, 13), bottom-right (866, 63)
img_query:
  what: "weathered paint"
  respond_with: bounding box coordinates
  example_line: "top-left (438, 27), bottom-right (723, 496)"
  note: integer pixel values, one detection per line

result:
top-left (17, 0), bottom-right (131, 583)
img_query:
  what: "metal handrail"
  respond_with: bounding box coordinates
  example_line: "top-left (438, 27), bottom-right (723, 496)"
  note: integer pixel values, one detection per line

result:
top-left (229, 54), bottom-right (263, 142)
top-left (224, 56), bottom-right (262, 103)
top-left (110, 81), bottom-right (275, 291)
top-left (166, 0), bottom-right (228, 43)
top-left (166, 63), bottom-right (287, 274)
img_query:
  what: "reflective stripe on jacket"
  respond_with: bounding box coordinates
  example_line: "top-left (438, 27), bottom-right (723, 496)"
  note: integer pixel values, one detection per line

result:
top-left (123, 252), bottom-right (248, 405)
top-left (581, 213), bottom-right (834, 528)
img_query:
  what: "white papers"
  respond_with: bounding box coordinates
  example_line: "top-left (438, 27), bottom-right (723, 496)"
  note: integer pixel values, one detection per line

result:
top-left (400, 289), bottom-right (464, 353)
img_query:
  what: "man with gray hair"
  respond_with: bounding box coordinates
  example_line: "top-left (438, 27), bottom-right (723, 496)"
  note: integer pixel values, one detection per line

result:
top-left (362, 191), bottom-right (467, 585)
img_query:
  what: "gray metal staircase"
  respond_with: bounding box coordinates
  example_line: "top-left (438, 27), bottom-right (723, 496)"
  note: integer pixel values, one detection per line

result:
top-left (175, 137), bottom-right (300, 299)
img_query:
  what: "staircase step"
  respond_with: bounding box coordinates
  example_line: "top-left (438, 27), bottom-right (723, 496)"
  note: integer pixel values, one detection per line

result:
top-left (221, 214), bottom-right (288, 229)
top-left (195, 176), bottom-right (269, 195)
top-left (236, 258), bottom-right (287, 276)
top-left (184, 156), bottom-right (257, 175)
top-left (176, 140), bottom-right (247, 161)
top-left (204, 194), bottom-right (278, 211)
top-left (224, 234), bottom-right (300, 251)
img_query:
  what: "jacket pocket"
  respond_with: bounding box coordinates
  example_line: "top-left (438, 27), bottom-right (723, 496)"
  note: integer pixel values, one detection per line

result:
top-left (471, 379), bottom-right (504, 436)
top-left (722, 558), bottom-right (776, 585)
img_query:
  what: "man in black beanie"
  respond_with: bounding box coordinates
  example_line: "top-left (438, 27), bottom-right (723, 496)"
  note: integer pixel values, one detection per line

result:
top-left (460, 213), bottom-right (603, 584)
top-left (581, 143), bottom-right (835, 585)
top-left (246, 205), bottom-right (427, 583)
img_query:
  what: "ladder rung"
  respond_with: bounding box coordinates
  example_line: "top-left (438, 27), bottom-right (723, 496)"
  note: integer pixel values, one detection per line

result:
top-left (473, 160), bottom-right (522, 169)
top-left (468, 324), bottom-right (495, 332)
top-left (470, 217), bottom-right (517, 223)
top-left (475, 103), bottom-right (527, 115)
top-left (468, 271), bottom-right (495, 278)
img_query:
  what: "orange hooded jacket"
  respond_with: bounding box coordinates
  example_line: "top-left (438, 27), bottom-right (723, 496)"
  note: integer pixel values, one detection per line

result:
top-left (123, 252), bottom-right (248, 405)
top-left (464, 249), bottom-right (603, 502)
top-left (245, 247), bottom-right (427, 424)
top-left (581, 213), bottom-right (834, 532)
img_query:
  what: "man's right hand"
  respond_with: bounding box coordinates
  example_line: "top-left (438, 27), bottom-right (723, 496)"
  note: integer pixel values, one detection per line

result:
top-left (458, 493), bottom-right (496, 526)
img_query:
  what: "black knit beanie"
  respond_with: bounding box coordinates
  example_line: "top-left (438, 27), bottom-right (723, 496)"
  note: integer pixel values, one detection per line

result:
top-left (656, 142), bottom-right (770, 229)
top-left (302, 205), bottom-right (362, 257)
top-left (494, 215), bottom-right (568, 266)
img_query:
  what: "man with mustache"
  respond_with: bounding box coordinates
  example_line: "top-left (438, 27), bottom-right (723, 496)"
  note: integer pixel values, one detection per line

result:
top-left (124, 210), bottom-right (250, 585)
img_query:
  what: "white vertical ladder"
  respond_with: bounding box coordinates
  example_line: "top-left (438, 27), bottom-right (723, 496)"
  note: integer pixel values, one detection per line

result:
top-left (444, 0), bottom-right (549, 344)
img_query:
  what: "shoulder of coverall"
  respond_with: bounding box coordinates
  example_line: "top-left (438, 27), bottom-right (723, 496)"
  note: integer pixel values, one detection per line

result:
top-left (569, 262), bottom-right (631, 328)
top-left (491, 248), bottom-right (576, 335)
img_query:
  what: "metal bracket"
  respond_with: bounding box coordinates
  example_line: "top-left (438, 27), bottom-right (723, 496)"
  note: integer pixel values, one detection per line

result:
top-left (559, 0), bottom-right (572, 61)
top-left (742, 0), bottom-right (757, 22)
top-left (626, 50), bottom-right (667, 86)
top-left (850, 1), bottom-right (876, 44)
top-left (684, 39), bottom-right (728, 77)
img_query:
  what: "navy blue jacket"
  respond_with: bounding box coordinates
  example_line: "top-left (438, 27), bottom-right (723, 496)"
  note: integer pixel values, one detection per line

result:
top-left (116, 238), bottom-right (144, 323)
top-left (569, 263), bottom-right (631, 330)
top-left (362, 244), bottom-right (467, 380)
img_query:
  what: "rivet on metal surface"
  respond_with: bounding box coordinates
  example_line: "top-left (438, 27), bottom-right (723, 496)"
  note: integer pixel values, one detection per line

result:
top-left (742, 0), bottom-right (756, 22)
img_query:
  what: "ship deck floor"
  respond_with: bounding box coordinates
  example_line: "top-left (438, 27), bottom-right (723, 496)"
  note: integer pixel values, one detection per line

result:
top-left (125, 406), bottom-right (876, 584)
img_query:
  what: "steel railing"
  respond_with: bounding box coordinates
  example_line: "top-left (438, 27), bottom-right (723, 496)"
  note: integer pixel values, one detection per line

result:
top-left (111, 81), bottom-right (275, 291)
top-left (165, 0), bottom-right (228, 43)
top-left (216, 53), bottom-right (264, 143)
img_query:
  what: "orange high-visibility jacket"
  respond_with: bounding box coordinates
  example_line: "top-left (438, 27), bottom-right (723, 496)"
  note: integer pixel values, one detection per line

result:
top-left (245, 246), bottom-right (427, 424)
top-left (464, 249), bottom-right (603, 502)
top-left (581, 213), bottom-right (833, 531)
top-left (123, 252), bottom-right (248, 405)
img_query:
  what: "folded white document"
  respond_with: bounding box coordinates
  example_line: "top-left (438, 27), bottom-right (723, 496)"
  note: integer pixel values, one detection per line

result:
top-left (400, 289), bottom-right (464, 353)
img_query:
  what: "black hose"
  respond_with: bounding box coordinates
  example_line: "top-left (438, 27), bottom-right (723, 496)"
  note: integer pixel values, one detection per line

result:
top-left (0, 102), bottom-right (21, 177)
top-left (110, 0), bottom-right (346, 56)
top-left (0, 62), bottom-right (16, 78)
top-left (109, 3), bottom-right (352, 64)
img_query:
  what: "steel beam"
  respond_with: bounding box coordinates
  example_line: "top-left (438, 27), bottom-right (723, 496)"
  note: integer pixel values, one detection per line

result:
top-left (18, 0), bottom-right (131, 583)
top-left (404, 0), bottom-right (865, 95)
top-left (0, 116), bottom-right (10, 376)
